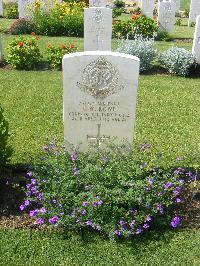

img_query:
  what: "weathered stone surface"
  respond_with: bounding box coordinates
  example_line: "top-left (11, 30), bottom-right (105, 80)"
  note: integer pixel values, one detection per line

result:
top-left (158, 0), bottom-right (176, 33)
top-left (63, 51), bottom-right (140, 150)
top-left (192, 15), bottom-right (200, 64)
top-left (188, 0), bottom-right (200, 26)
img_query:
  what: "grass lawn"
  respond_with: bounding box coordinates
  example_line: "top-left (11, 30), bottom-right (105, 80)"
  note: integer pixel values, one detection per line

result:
top-left (0, 7), bottom-right (199, 265)
top-left (0, 229), bottom-right (199, 265)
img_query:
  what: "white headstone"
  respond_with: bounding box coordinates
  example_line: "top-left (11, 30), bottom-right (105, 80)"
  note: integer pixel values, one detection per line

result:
top-left (62, 51), bottom-right (140, 151)
top-left (89, 0), bottom-right (106, 7)
top-left (140, 0), bottom-right (155, 18)
top-left (174, 0), bottom-right (180, 12)
top-left (188, 0), bottom-right (200, 26)
top-left (158, 0), bottom-right (176, 32)
top-left (84, 7), bottom-right (112, 51)
top-left (18, 0), bottom-right (34, 18)
top-left (0, 0), bottom-right (3, 17)
top-left (192, 15), bottom-right (200, 64)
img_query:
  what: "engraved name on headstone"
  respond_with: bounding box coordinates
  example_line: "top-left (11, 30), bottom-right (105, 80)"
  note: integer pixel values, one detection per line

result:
top-left (192, 15), bottom-right (200, 64)
top-left (84, 7), bottom-right (112, 51)
top-left (140, 0), bottom-right (155, 18)
top-left (188, 0), bottom-right (200, 26)
top-left (62, 52), bottom-right (140, 150)
top-left (158, 0), bottom-right (176, 33)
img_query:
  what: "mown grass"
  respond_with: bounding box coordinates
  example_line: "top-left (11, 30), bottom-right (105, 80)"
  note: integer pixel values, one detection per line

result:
top-left (0, 229), bottom-right (199, 266)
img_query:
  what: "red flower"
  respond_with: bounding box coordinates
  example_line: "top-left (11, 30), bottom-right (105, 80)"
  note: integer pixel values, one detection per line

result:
top-left (69, 43), bottom-right (75, 49)
top-left (18, 41), bottom-right (23, 47)
top-left (31, 32), bottom-right (36, 35)
top-left (60, 44), bottom-right (66, 49)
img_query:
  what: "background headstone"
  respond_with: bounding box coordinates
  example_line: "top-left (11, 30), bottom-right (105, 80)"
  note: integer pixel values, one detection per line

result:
top-left (188, 0), bottom-right (200, 26)
top-left (0, 0), bottom-right (3, 17)
top-left (174, 0), bottom-right (180, 12)
top-left (84, 7), bottom-right (112, 51)
top-left (158, 0), bottom-right (176, 33)
top-left (62, 51), bottom-right (140, 151)
top-left (18, 0), bottom-right (34, 18)
top-left (89, 0), bottom-right (106, 7)
top-left (192, 15), bottom-right (200, 64)
top-left (140, 0), bottom-right (155, 18)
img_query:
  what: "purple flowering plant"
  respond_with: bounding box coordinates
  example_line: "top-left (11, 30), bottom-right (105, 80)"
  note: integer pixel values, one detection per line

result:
top-left (20, 141), bottom-right (198, 240)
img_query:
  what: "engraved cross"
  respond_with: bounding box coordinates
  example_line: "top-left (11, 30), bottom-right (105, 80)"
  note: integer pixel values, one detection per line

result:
top-left (87, 124), bottom-right (110, 147)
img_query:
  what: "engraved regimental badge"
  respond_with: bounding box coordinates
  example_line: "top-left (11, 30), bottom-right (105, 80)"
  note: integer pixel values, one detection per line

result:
top-left (77, 56), bottom-right (124, 100)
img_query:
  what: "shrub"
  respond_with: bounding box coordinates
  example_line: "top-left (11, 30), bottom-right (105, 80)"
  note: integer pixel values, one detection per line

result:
top-left (3, 2), bottom-right (18, 19)
top-left (0, 104), bottom-right (11, 170)
top-left (117, 35), bottom-right (157, 72)
top-left (113, 0), bottom-right (125, 9)
top-left (159, 47), bottom-right (196, 76)
top-left (6, 35), bottom-right (42, 70)
top-left (112, 16), bottom-right (158, 39)
top-left (155, 30), bottom-right (170, 41)
top-left (32, 1), bottom-right (85, 36)
top-left (112, 8), bottom-right (123, 18)
top-left (19, 141), bottom-right (197, 240)
top-left (46, 43), bottom-right (76, 69)
top-left (8, 19), bottom-right (35, 35)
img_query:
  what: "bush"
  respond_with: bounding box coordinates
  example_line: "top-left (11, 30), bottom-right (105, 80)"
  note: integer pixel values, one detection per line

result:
top-left (19, 141), bottom-right (197, 240)
top-left (113, 0), bottom-right (125, 9)
top-left (3, 2), bottom-right (18, 19)
top-left (117, 35), bottom-right (157, 72)
top-left (112, 16), bottom-right (158, 39)
top-left (112, 8), bottom-right (123, 18)
top-left (6, 35), bottom-right (42, 70)
top-left (0, 104), bottom-right (11, 170)
top-left (32, 1), bottom-right (85, 36)
top-left (159, 47), bottom-right (196, 76)
top-left (46, 43), bottom-right (76, 69)
top-left (8, 19), bottom-right (35, 35)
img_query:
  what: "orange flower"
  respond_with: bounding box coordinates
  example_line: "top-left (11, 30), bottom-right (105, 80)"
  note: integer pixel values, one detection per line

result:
top-left (131, 15), bottom-right (137, 20)
top-left (60, 44), bottom-right (66, 49)
top-left (18, 41), bottom-right (23, 47)
top-left (69, 43), bottom-right (75, 49)
top-left (31, 32), bottom-right (36, 35)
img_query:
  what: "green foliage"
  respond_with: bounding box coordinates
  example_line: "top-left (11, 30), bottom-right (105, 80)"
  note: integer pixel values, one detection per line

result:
top-left (21, 141), bottom-right (196, 240)
top-left (0, 104), bottom-right (11, 170)
top-left (112, 8), bottom-right (123, 19)
top-left (3, 3), bottom-right (18, 19)
top-left (6, 36), bottom-right (42, 70)
top-left (155, 30), bottom-right (170, 41)
top-left (113, 0), bottom-right (125, 9)
top-left (32, 2), bottom-right (85, 36)
top-left (8, 19), bottom-right (35, 35)
top-left (46, 43), bottom-right (76, 69)
top-left (112, 16), bottom-right (158, 39)
top-left (175, 18), bottom-right (182, 26)
top-left (159, 47), bottom-right (196, 76)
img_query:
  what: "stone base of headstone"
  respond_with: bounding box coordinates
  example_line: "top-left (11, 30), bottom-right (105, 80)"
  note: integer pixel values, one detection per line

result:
top-left (62, 51), bottom-right (140, 151)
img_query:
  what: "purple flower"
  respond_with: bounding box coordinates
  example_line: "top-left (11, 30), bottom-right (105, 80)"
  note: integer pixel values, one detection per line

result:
top-left (26, 183), bottom-right (32, 189)
top-left (157, 191), bottom-right (164, 196)
top-left (178, 179), bottom-right (185, 184)
top-left (24, 200), bottom-right (30, 206)
top-left (70, 153), bottom-right (77, 161)
top-left (98, 200), bottom-right (103, 206)
top-left (25, 191), bottom-right (31, 196)
top-left (39, 207), bottom-right (46, 213)
top-left (73, 167), bottom-right (79, 176)
top-left (131, 209), bottom-right (137, 215)
top-left (186, 171), bottom-right (196, 181)
top-left (92, 201), bottom-right (98, 207)
top-left (34, 218), bottom-right (44, 225)
top-left (52, 199), bottom-right (57, 204)
top-left (163, 182), bottom-right (173, 189)
top-left (85, 220), bottom-right (92, 226)
top-left (43, 145), bottom-right (49, 153)
top-left (49, 216), bottom-right (59, 225)
top-left (60, 212), bottom-right (64, 216)
top-left (31, 178), bottom-right (37, 185)
top-left (81, 209), bottom-right (86, 215)
top-left (37, 193), bottom-right (43, 200)
top-left (146, 215), bottom-right (152, 222)
top-left (171, 216), bottom-right (181, 228)
top-left (19, 205), bottom-right (25, 211)
top-left (26, 171), bottom-right (33, 177)
top-left (70, 212), bottom-right (75, 218)
top-left (114, 229), bottom-right (121, 236)
top-left (176, 198), bottom-right (182, 203)
top-left (143, 223), bottom-right (150, 229)
top-left (29, 210), bottom-right (38, 217)
top-left (82, 201), bottom-right (89, 207)
top-left (174, 167), bottom-right (184, 175)
top-left (136, 228), bottom-right (143, 235)
top-left (148, 178), bottom-right (154, 185)
top-left (156, 204), bottom-right (164, 214)
top-left (119, 220), bottom-right (126, 227)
